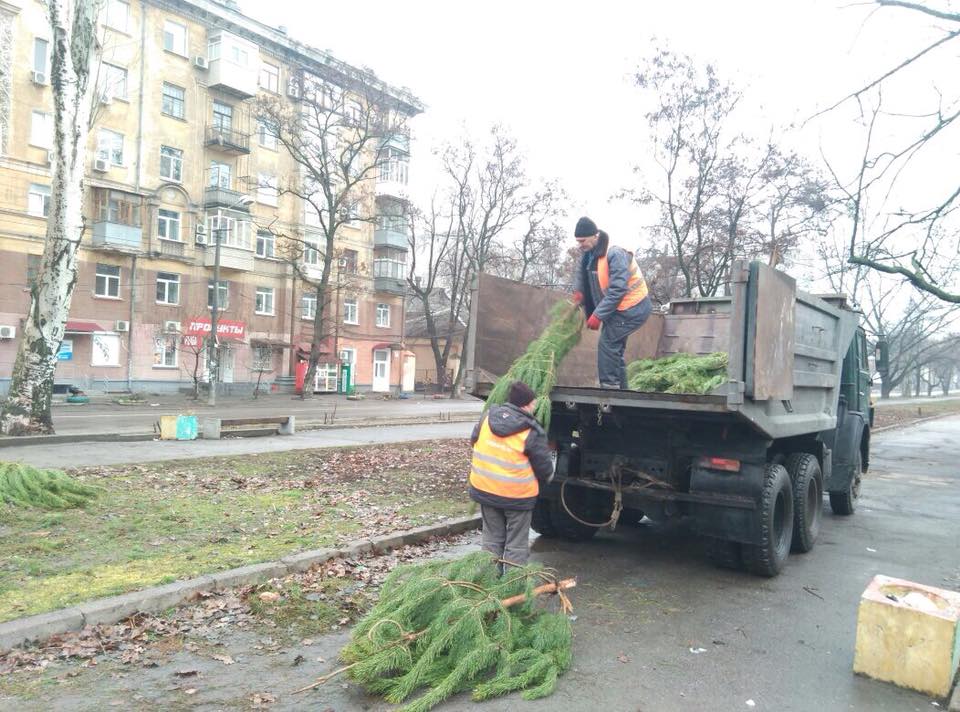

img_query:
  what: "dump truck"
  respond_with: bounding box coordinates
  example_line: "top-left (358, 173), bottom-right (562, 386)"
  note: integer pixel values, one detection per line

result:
top-left (465, 260), bottom-right (874, 577)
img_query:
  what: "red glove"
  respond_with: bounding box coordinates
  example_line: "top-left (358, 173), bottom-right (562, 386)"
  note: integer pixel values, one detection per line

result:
top-left (571, 291), bottom-right (583, 306)
top-left (586, 314), bottom-right (602, 331)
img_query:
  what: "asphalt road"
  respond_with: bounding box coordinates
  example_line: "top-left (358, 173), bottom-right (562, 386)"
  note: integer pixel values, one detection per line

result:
top-left (8, 417), bottom-right (957, 711)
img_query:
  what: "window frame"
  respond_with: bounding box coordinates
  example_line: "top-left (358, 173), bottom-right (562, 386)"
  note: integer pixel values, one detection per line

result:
top-left (207, 280), bottom-right (229, 310)
top-left (157, 208), bottom-right (181, 242)
top-left (257, 173), bottom-right (279, 206)
top-left (99, 62), bottom-right (128, 100)
top-left (162, 19), bottom-right (188, 56)
top-left (301, 293), bottom-right (317, 320)
top-left (255, 286), bottom-right (275, 316)
top-left (212, 100), bottom-right (233, 130)
top-left (96, 128), bottom-right (125, 166)
top-left (161, 82), bottom-right (185, 119)
top-left (259, 62), bottom-right (279, 93)
top-left (153, 335), bottom-right (178, 368)
top-left (209, 161), bottom-right (232, 189)
top-left (27, 184), bottom-right (51, 218)
top-left (256, 230), bottom-right (275, 259)
top-left (155, 271), bottom-right (180, 305)
top-left (343, 298), bottom-right (359, 325)
top-left (95, 263), bottom-right (121, 299)
top-left (375, 303), bottom-right (391, 328)
top-left (159, 145), bottom-right (183, 182)
top-left (105, 0), bottom-right (129, 32)
top-left (339, 347), bottom-right (356, 365)
top-left (257, 119), bottom-right (279, 150)
top-left (33, 37), bottom-right (49, 75)
top-left (30, 110), bottom-right (53, 149)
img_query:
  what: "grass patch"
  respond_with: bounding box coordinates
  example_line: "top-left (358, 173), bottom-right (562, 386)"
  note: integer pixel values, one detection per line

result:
top-left (873, 398), bottom-right (960, 429)
top-left (0, 440), bottom-right (472, 622)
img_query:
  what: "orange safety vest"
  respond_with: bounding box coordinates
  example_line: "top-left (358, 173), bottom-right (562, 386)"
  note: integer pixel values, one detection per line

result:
top-left (469, 415), bottom-right (539, 500)
top-left (597, 250), bottom-right (649, 311)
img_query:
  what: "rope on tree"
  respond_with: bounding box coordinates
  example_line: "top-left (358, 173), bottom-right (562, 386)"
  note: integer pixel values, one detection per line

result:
top-left (295, 552), bottom-right (576, 712)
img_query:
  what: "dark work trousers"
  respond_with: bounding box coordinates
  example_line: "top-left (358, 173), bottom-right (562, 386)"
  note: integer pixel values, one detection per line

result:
top-left (598, 297), bottom-right (653, 388)
top-left (480, 505), bottom-right (533, 571)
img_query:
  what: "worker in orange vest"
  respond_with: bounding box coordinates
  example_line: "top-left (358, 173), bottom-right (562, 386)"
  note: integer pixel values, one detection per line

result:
top-left (571, 216), bottom-right (652, 389)
top-left (469, 381), bottom-right (555, 572)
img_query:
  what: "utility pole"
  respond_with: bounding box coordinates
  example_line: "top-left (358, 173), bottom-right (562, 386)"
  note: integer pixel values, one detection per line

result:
top-left (207, 195), bottom-right (253, 406)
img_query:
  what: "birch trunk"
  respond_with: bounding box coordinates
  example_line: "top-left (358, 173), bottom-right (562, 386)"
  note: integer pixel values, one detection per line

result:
top-left (0, 0), bottom-right (100, 435)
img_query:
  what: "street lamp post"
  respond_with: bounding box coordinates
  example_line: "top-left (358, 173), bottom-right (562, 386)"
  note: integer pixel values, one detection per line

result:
top-left (208, 194), bottom-right (254, 406)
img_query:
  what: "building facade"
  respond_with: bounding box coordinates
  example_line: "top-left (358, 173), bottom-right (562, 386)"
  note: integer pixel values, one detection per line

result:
top-left (0, 0), bottom-right (420, 394)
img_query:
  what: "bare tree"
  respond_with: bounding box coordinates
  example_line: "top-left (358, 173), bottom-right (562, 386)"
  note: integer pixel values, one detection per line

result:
top-left (257, 77), bottom-right (408, 398)
top-left (822, 0), bottom-right (960, 302)
top-left (497, 180), bottom-right (570, 287)
top-left (1, 0), bottom-right (103, 435)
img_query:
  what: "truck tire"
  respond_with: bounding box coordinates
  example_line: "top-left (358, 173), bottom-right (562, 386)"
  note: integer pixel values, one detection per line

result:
top-left (530, 498), bottom-right (557, 538)
top-left (705, 538), bottom-right (743, 571)
top-left (829, 448), bottom-right (862, 516)
top-left (785, 453), bottom-right (823, 553)
top-left (741, 463), bottom-right (794, 577)
top-left (548, 486), bottom-right (610, 541)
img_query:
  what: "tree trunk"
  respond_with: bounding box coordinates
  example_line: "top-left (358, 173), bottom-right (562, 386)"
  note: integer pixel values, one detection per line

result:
top-left (0, 0), bottom-right (99, 435)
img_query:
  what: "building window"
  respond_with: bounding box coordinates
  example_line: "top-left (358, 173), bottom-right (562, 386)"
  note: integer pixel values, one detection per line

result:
top-left (257, 173), bottom-right (278, 206)
top-left (209, 161), bottom-right (231, 189)
top-left (376, 303), bottom-right (390, 328)
top-left (256, 230), bottom-right (275, 259)
top-left (33, 38), bottom-right (49, 76)
top-left (301, 293), bottom-right (316, 320)
top-left (207, 280), bottom-right (229, 309)
top-left (95, 263), bottom-right (121, 298)
top-left (259, 62), bottom-right (279, 92)
top-left (378, 149), bottom-right (409, 184)
top-left (339, 348), bottom-right (356, 365)
top-left (159, 145), bottom-right (183, 181)
top-left (340, 249), bottom-right (358, 274)
top-left (96, 129), bottom-right (124, 166)
top-left (105, 0), bottom-right (129, 32)
top-left (303, 238), bottom-right (320, 265)
top-left (206, 212), bottom-right (252, 250)
top-left (161, 82), bottom-right (185, 119)
top-left (99, 63), bottom-right (127, 100)
top-left (156, 271), bottom-right (180, 305)
top-left (207, 36), bottom-right (221, 60)
top-left (257, 119), bottom-right (278, 149)
top-left (30, 110), bottom-right (52, 148)
top-left (230, 45), bottom-right (250, 67)
top-left (212, 101), bottom-right (232, 130)
top-left (157, 209), bottom-right (181, 241)
top-left (253, 345), bottom-right (273, 371)
top-left (27, 184), bottom-right (51, 217)
top-left (373, 248), bottom-right (407, 279)
top-left (162, 20), bottom-right (187, 56)
top-left (255, 287), bottom-right (275, 315)
top-left (153, 336), bottom-right (177, 367)
top-left (27, 254), bottom-right (42, 288)
top-left (96, 190), bottom-right (140, 226)
top-left (343, 298), bottom-right (358, 325)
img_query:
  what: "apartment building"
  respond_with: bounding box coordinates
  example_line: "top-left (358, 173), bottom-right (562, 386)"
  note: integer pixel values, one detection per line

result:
top-left (0, 0), bottom-right (421, 394)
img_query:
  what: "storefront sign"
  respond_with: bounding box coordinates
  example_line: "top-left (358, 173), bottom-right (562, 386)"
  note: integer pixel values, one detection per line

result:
top-left (57, 339), bottom-right (73, 361)
top-left (185, 318), bottom-right (246, 341)
top-left (92, 333), bottom-right (121, 366)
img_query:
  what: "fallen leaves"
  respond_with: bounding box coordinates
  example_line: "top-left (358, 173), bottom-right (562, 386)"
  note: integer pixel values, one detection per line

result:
top-left (258, 592), bottom-right (281, 603)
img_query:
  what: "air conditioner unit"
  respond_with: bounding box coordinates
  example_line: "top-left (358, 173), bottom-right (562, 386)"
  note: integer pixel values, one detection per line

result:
top-left (115, 320), bottom-right (129, 332)
top-left (46, 150), bottom-right (55, 164)
top-left (163, 321), bottom-right (181, 334)
top-left (93, 157), bottom-right (109, 172)
top-left (0, 325), bottom-right (16, 339)
top-left (32, 71), bottom-right (47, 85)
top-left (194, 55), bottom-right (208, 70)
top-left (195, 223), bottom-right (207, 244)
top-left (286, 80), bottom-right (300, 99)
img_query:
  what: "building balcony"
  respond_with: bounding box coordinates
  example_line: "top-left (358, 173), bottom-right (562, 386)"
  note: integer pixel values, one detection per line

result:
top-left (374, 227), bottom-right (410, 250)
top-left (374, 276), bottom-right (407, 295)
top-left (375, 178), bottom-right (409, 201)
top-left (203, 244), bottom-right (254, 272)
top-left (204, 125), bottom-right (250, 154)
top-left (91, 221), bottom-right (142, 251)
top-left (204, 185), bottom-right (252, 211)
top-left (206, 33), bottom-right (259, 98)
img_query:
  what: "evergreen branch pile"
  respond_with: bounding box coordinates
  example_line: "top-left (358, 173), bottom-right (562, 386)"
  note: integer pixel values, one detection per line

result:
top-left (330, 552), bottom-right (573, 712)
top-left (0, 462), bottom-right (99, 509)
top-left (486, 301), bottom-right (584, 429)
top-left (627, 352), bottom-right (729, 394)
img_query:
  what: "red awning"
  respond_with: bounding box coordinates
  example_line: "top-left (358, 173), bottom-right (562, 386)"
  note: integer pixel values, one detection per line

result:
top-left (64, 319), bottom-right (104, 334)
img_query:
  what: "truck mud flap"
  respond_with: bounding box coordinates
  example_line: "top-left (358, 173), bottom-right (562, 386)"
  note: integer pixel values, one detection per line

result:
top-left (688, 504), bottom-right (757, 544)
top-left (826, 413), bottom-right (865, 491)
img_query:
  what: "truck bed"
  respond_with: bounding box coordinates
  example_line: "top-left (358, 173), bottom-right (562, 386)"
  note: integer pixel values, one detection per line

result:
top-left (465, 261), bottom-right (859, 440)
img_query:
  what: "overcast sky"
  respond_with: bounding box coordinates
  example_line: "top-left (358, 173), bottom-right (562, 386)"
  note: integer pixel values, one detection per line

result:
top-left (253, 0), bottom-right (953, 275)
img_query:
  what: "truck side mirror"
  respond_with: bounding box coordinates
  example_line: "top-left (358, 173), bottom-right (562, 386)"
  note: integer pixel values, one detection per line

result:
top-left (875, 339), bottom-right (889, 376)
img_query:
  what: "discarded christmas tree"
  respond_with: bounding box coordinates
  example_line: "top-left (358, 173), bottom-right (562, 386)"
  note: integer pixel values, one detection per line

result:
top-left (485, 301), bottom-right (584, 429)
top-left (297, 552), bottom-right (575, 712)
top-left (0, 462), bottom-right (98, 509)
top-left (627, 352), bottom-right (728, 394)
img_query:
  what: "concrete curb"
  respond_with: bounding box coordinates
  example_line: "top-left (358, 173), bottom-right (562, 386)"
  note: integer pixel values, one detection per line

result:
top-left (0, 414), bottom-right (477, 449)
top-left (872, 411), bottom-right (960, 434)
top-left (0, 514), bottom-right (481, 653)
top-left (948, 677), bottom-right (959, 712)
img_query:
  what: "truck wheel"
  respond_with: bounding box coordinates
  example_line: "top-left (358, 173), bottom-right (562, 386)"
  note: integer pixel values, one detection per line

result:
top-left (705, 538), bottom-right (743, 571)
top-left (621, 508), bottom-right (646, 526)
top-left (530, 498), bottom-right (557, 538)
top-left (829, 448), bottom-right (862, 516)
top-left (741, 463), bottom-right (793, 577)
top-left (785, 453), bottom-right (823, 553)
top-left (548, 486), bottom-right (609, 541)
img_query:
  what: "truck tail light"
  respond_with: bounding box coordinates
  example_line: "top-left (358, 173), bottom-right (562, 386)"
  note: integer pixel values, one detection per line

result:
top-left (698, 456), bottom-right (741, 473)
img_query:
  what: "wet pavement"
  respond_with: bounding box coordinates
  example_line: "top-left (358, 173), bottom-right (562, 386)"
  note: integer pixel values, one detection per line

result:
top-left (3, 417), bottom-right (959, 711)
